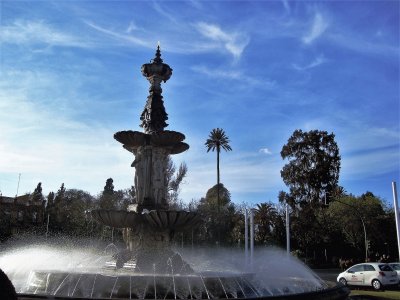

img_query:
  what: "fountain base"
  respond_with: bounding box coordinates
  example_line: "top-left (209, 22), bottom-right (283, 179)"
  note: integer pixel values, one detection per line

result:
top-left (21, 270), bottom-right (349, 300)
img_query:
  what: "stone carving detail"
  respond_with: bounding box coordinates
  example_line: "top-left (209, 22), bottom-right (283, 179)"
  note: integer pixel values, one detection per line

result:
top-left (131, 146), bottom-right (169, 211)
top-left (140, 45), bottom-right (173, 135)
top-left (152, 147), bottom-right (168, 208)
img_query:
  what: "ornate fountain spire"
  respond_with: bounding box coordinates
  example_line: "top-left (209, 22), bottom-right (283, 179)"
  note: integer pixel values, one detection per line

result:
top-left (140, 45), bottom-right (173, 134)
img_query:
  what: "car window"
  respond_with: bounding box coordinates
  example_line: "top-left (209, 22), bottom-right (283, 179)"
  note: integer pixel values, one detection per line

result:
top-left (363, 264), bottom-right (375, 271)
top-left (348, 265), bottom-right (364, 272)
top-left (379, 264), bottom-right (393, 271)
top-left (390, 264), bottom-right (400, 270)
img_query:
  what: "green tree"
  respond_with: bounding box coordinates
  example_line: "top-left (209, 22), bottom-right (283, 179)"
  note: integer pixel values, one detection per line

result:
top-left (327, 193), bottom-right (388, 260)
top-left (99, 178), bottom-right (116, 209)
top-left (50, 183), bottom-right (66, 232)
top-left (165, 156), bottom-right (188, 208)
top-left (254, 202), bottom-right (279, 245)
top-left (205, 128), bottom-right (232, 212)
top-left (205, 183), bottom-right (231, 208)
top-left (47, 191), bottom-right (55, 208)
top-left (280, 129), bottom-right (341, 206)
top-left (56, 189), bottom-right (95, 236)
top-left (196, 184), bottom-right (236, 245)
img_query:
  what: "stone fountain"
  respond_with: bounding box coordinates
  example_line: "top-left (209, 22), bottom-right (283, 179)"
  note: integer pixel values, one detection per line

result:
top-left (89, 45), bottom-right (198, 275)
top-left (9, 47), bottom-right (350, 300)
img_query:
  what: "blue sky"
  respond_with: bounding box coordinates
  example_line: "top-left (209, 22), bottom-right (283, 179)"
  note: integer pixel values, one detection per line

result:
top-left (0, 0), bottom-right (399, 206)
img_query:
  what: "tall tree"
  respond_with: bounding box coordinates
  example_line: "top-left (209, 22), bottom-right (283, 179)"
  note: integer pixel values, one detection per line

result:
top-left (54, 183), bottom-right (66, 204)
top-left (99, 178), bottom-right (116, 209)
top-left (205, 128), bottom-right (232, 212)
top-left (32, 182), bottom-right (44, 203)
top-left (280, 129), bottom-right (341, 206)
top-left (103, 178), bottom-right (114, 195)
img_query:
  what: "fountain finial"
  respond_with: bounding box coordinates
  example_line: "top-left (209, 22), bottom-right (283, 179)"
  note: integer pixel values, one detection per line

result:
top-left (152, 42), bottom-right (163, 64)
top-left (140, 45), bottom-right (173, 134)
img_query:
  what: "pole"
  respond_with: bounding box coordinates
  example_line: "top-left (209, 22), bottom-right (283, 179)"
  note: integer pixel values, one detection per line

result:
top-left (392, 182), bottom-right (400, 260)
top-left (16, 173), bottom-right (21, 197)
top-left (335, 199), bottom-right (368, 262)
top-left (360, 216), bottom-right (368, 262)
top-left (191, 229), bottom-right (194, 250)
top-left (249, 208), bottom-right (254, 269)
top-left (244, 208), bottom-right (248, 266)
top-left (45, 214), bottom-right (50, 239)
top-left (286, 204), bottom-right (290, 256)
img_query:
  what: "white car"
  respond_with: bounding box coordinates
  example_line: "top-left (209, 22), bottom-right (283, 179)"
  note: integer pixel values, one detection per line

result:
top-left (389, 262), bottom-right (400, 278)
top-left (337, 262), bottom-right (398, 290)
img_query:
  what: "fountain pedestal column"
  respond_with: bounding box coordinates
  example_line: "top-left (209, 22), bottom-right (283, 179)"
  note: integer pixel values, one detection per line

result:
top-left (132, 145), bottom-right (169, 211)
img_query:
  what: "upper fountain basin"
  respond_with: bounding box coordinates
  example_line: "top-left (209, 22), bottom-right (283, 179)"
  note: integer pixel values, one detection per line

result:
top-left (90, 209), bottom-right (200, 231)
top-left (114, 130), bottom-right (189, 154)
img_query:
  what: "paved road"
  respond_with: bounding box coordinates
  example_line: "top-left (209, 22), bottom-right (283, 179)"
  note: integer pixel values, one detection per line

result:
top-left (313, 268), bottom-right (341, 283)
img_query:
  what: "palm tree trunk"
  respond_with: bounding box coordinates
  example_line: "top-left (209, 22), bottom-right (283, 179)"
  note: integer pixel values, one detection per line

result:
top-left (217, 147), bottom-right (220, 213)
top-left (217, 147), bottom-right (220, 245)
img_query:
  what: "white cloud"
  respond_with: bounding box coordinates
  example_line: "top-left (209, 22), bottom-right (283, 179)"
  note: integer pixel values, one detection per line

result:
top-left (292, 54), bottom-right (327, 71)
top-left (0, 20), bottom-right (90, 48)
top-left (195, 22), bottom-right (250, 59)
top-left (302, 13), bottom-right (329, 44)
top-left (259, 148), bottom-right (272, 155)
top-left (126, 21), bottom-right (139, 34)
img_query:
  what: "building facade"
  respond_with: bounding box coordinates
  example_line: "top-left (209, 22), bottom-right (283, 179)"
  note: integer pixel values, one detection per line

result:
top-left (0, 194), bottom-right (46, 237)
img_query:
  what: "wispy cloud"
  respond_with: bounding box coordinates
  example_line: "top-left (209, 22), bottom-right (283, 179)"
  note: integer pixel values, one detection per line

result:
top-left (328, 33), bottom-right (399, 58)
top-left (302, 13), bottom-right (329, 44)
top-left (126, 21), bottom-right (139, 34)
top-left (85, 21), bottom-right (152, 48)
top-left (195, 22), bottom-right (250, 59)
top-left (293, 54), bottom-right (328, 71)
top-left (0, 20), bottom-right (90, 48)
top-left (281, 0), bottom-right (291, 14)
top-left (152, 2), bottom-right (178, 24)
top-left (0, 68), bottom-right (133, 196)
top-left (192, 65), bottom-right (276, 89)
top-left (259, 148), bottom-right (273, 155)
top-left (341, 146), bottom-right (398, 180)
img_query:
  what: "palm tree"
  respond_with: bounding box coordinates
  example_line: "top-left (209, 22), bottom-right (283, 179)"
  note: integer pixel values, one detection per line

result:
top-left (254, 203), bottom-right (278, 244)
top-left (205, 128), bottom-right (232, 213)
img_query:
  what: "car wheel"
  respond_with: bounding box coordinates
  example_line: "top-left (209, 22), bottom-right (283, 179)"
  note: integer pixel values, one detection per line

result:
top-left (339, 278), bottom-right (347, 286)
top-left (372, 279), bottom-right (381, 290)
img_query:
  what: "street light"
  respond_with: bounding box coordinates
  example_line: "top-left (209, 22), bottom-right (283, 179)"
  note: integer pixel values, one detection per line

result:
top-left (332, 198), bottom-right (368, 262)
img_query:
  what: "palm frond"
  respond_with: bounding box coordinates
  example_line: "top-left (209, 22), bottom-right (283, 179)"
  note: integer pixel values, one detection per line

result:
top-left (204, 128), bottom-right (232, 152)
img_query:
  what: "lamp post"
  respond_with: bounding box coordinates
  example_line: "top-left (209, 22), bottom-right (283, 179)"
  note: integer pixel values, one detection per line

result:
top-left (392, 182), bottom-right (400, 261)
top-left (286, 204), bottom-right (290, 256)
top-left (333, 199), bottom-right (368, 262)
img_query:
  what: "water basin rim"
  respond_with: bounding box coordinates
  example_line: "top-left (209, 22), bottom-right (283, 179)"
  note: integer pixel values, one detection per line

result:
top-left (16, 284), bottom-right (350, 300)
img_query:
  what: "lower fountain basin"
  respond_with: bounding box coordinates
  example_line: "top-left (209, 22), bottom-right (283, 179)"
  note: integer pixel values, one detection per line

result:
top-left (20, 270), bottom-right (349, 300)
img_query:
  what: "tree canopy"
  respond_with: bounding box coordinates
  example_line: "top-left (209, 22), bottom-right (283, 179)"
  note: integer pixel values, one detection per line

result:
top-left (280, 129), bottom-right (341, 206)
